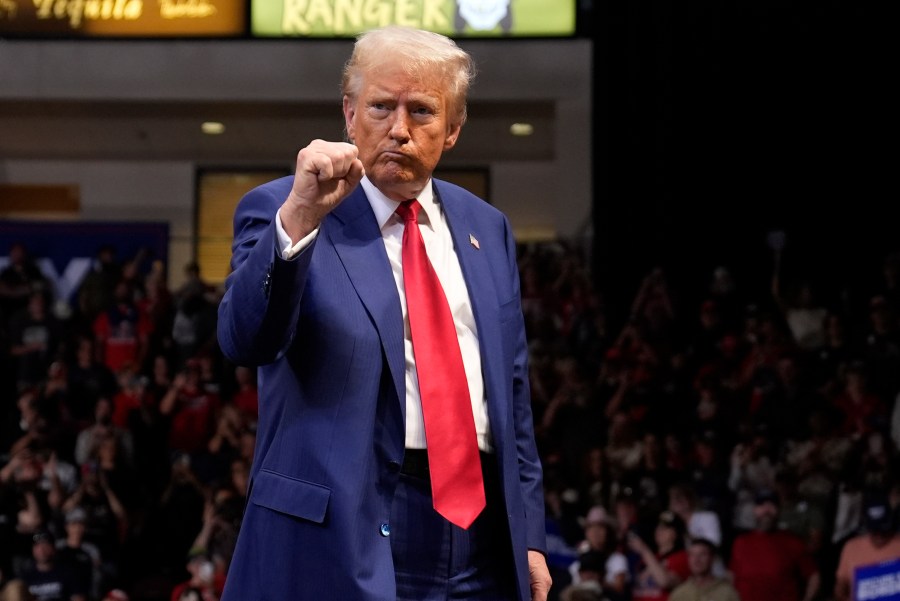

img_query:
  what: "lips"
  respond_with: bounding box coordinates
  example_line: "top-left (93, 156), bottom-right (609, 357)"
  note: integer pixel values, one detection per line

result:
top-left (380, 150), bottom-right (410, 162)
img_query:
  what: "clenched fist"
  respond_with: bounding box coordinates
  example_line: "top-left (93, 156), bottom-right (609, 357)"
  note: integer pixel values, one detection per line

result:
top-left (279, 139), bottom-right (365, 243)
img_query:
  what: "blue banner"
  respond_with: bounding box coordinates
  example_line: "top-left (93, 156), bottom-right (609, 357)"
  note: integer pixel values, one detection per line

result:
top-left (856, 559), bottom-right (900, 601)
top-left (0, 220), bottom-right (169, 304)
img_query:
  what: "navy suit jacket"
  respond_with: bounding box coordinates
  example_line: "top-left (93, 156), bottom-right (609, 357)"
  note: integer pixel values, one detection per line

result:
top-left (217, 176), bottom-right (546, 601)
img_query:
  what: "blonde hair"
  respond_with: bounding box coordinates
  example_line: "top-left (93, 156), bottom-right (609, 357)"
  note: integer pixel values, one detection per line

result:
top-left (341, 26), bottom-right (476, 127)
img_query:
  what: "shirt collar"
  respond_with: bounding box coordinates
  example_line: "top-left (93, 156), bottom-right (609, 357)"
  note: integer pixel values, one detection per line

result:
top-left (360, 176), bottom-right (439, 231)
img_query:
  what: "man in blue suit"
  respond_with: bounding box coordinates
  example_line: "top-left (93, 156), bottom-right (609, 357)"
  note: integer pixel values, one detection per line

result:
top-left (217, 25), bottom-right (551, 601)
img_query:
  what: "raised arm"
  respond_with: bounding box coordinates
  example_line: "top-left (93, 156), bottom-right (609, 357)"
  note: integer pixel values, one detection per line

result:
top-left (217, 141), bottom-right (364, 366)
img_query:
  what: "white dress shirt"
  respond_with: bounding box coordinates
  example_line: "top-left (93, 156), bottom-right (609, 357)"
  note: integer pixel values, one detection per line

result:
top-left (275, 176), bottom-right (492, 452)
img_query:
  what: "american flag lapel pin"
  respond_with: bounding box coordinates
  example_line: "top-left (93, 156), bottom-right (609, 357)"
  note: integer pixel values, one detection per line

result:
top-left (469, 234), bottom-right (480, 250)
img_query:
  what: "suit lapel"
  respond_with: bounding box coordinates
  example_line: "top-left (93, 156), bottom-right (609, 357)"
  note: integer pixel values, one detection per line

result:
top-left (435, 183), bottom-right (510, 441)
top-left (328, 190), bottom-right (406, 410)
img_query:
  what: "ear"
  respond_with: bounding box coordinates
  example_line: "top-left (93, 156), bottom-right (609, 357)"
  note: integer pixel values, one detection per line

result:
top-left (342, 96), bottom-right (356, 141)
top-left (443, 120), bottom-right (462, 151)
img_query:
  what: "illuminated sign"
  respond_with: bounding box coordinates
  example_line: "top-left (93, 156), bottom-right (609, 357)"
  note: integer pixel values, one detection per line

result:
top-left (0, 221), bottom-right (168, 306)
top-left (0, 0), bottom-right (245, 36)
top-left (251, 0), bottom-right (576, 37)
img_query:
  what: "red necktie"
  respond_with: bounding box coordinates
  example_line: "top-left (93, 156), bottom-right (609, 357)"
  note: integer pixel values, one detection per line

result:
top-left (397, 200), bottom-right (485, 529)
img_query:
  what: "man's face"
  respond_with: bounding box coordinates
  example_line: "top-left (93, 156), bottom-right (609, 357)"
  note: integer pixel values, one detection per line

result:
top-left (615, 500), bottom-right (636, 526)
top-left (687, 543), bottom-right (713, 576)
top-left (584, 522), bottom-right (607, 548)
top-left (754, 500), bottom-right (779, 531)
top-left (9, 245), bottom-right (25, 264)
top-left (95, 398), bottom-right (112, 423)
top-left (33, 540), bottom-right (54, 564)
top-left (66, 520), bottom-right (86, 540)
top-left (669, 491), bottom-right (689, 515)
top-left (343, 66), bottom-right (461, 202)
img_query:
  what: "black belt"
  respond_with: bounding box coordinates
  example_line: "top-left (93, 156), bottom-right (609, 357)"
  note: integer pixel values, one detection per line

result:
top-left (401, 449), bottom-right (431, 480)
top-left (400, 449), bottom-right (492, 482)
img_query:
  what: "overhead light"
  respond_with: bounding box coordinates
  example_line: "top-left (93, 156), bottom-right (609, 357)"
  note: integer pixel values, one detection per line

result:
top-left (202, 121), bottom-right (225, 135)
top-left (509, 122), bottom-right (534, 137)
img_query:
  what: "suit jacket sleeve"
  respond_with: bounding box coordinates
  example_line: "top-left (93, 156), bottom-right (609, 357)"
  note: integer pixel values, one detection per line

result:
top-left (217, 178), bottom-right (313, 366)
top-left (503, 215), bottom-right (547, 553)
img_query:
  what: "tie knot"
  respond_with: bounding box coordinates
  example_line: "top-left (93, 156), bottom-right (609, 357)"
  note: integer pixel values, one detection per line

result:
top-left (396, 199), bottom-right (421, 224)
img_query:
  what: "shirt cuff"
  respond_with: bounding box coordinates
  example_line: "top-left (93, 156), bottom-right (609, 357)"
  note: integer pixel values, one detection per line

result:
top-left (275, 211), bottom-right (319, 260)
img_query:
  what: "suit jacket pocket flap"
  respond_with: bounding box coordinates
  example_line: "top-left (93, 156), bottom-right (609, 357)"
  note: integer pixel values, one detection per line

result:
top-left (251, 469), bottom-right (331, 524)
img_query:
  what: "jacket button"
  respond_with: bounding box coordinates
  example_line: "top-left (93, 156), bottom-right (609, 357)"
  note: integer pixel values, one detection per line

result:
top-left (379, 523), bottom-right (391, 537)
top-left (262, 264), bottom-right (274, 297)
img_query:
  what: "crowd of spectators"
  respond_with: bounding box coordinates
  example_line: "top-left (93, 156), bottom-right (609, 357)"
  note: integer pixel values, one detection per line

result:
top-left (1, 244), bottom-right (244, 601)
top-left (0, 237), bottom-right (898, 601)
top-left (524, 242), bottom-right (900, 601)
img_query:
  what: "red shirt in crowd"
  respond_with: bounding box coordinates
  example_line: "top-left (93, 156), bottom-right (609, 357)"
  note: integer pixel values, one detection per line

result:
top-left (632, 549), bottom-right (690, 601)
top-left (730, 530), bottom-right (818, 601)
top-left (169, 386), bottom-right (220, 454)
top-left (112, 388), bottom-right (143, 428)
top-left (232, 387), bottom-right (259, 420)
top-left (832, 391), bottom-right (886, 437)
top-left (93, 302), bottom-right (151, 373)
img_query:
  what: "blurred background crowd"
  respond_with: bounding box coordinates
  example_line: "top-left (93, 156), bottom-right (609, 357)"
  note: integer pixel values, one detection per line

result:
top-left (0, 236), bottom-right (898, 601)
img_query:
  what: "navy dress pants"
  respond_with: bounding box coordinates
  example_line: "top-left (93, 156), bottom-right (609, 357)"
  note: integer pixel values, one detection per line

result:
top-left (390, 451), bottom-right (519, 601)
